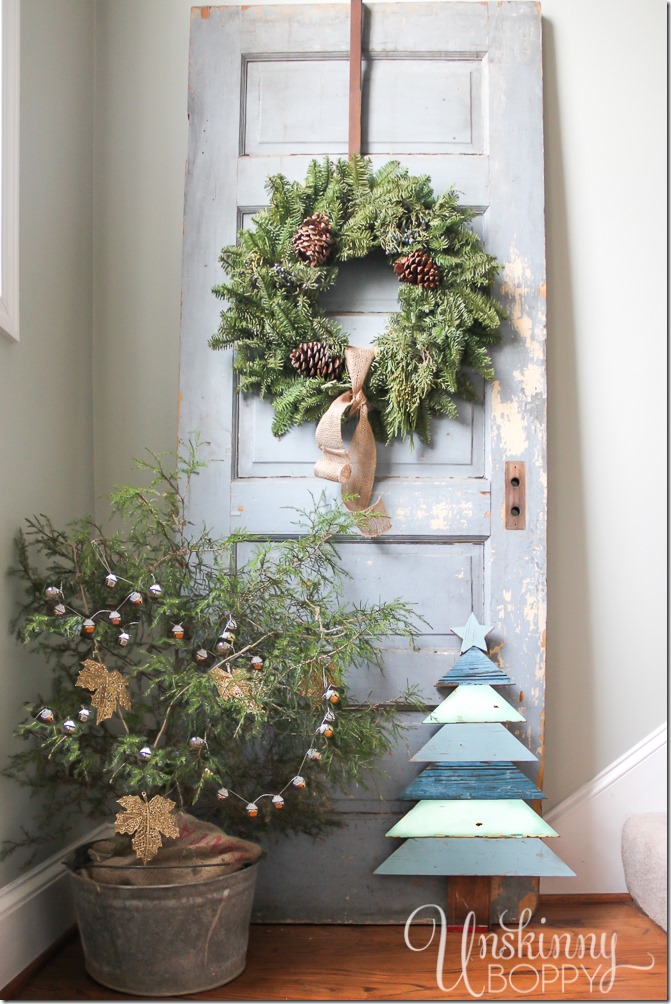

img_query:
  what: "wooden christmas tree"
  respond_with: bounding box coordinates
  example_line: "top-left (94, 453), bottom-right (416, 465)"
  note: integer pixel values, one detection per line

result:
top-left (375, 613), bottom-right (573, 926)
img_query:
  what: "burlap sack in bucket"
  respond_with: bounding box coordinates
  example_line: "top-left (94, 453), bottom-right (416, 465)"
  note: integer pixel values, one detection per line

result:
top-left (80, 813), bottom-right (262, 886)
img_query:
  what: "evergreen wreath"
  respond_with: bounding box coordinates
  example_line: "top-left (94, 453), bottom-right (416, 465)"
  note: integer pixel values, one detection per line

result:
top-left (210, 156), bottom-right (506, 444)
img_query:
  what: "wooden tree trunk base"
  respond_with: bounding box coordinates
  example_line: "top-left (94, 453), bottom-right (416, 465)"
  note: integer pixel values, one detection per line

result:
top-left (447, 875), bottom-right (492, 930)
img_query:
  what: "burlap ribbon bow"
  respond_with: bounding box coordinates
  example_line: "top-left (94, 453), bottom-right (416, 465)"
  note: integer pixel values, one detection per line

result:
top-left (314, 346), bottom-right (391, 537)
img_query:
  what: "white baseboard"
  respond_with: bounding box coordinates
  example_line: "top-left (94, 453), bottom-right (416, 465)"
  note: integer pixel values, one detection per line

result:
top-left (0, 824), bottom-right (109, 990)
top-left (540, 723), bottom-right (667, 895)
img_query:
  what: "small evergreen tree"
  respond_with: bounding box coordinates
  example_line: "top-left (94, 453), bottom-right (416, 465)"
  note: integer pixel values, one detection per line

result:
top-left (3, 448), bottom-right (418, 863)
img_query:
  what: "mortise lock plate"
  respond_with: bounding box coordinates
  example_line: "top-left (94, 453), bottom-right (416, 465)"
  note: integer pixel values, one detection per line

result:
top-left (505, 461), bottom-right (526, 530)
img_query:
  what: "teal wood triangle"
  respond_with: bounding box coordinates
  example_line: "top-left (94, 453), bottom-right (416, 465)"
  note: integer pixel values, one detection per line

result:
top-left (399, 762), bottom-right (545, 801)
top-left (438, 647), bottom-right (513, 686)
top-left (375, 838), bottom-right (575, 877)
top-left (385, 799), bottom-right (558, 838)
top-left (411, 723), bottom-right (537, 763)
top-left (424, 684), bottom-right (525, 724)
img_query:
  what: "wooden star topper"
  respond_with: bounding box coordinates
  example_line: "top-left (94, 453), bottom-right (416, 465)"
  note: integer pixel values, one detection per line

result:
top-left (451, 612), bottom-right (493, 654)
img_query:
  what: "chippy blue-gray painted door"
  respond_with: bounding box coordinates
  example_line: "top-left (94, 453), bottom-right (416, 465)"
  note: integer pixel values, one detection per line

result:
top-left (179, 2), bottom-right (546, 922)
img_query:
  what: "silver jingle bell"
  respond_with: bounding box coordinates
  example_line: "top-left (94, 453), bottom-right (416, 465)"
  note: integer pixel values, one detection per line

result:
top-left (45, 585), bottom-right (61, 601)
top-left (62, 719), bottom-right (77, 734)
top-left (149, 583), bottom-right (163, 598)
top-left (138, 745), bottom-right (153, 761)
top-left (188, 736), bottom-right (206, 749)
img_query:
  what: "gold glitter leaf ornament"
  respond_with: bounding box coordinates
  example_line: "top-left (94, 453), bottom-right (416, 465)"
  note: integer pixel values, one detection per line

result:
top-left (114, 792), bottom-right (180, 864)
top-left (209, 666), bottom-right (262, 715)
top-left (76, 659), bottom-right (131, 724)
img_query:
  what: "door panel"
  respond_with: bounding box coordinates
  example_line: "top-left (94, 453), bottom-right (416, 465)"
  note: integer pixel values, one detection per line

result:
top-left (180, 2), bottom-right (546, 922)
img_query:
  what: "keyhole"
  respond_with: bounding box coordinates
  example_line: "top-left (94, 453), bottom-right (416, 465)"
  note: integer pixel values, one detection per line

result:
top-left (511, 506), bottom-right (521, 517)
top-left (510, 477), bottom-right (520, 487)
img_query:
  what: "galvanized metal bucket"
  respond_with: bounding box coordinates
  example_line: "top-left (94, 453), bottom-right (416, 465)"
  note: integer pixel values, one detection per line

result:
top-left (66, 857), bottom-right (259, 997)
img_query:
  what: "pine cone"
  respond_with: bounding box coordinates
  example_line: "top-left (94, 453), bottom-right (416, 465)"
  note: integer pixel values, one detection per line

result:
top-left (393, 249), bottom-right (440, 289)
top-left (292, 213), bottom-right (334, 266)
top-left (290, 341), bottom-right (343, 380)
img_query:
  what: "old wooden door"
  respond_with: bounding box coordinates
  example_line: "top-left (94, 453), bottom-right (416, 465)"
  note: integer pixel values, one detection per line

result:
top-left (179, 2), bottom-right (546, 922)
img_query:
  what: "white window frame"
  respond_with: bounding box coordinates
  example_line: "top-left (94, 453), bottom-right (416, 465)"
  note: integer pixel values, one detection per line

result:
top-left (0, 0), bottom-right (19, 342)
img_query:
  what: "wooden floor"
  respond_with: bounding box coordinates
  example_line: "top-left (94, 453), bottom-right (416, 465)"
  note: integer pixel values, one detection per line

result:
top-left (7, 899), bottom-right (668, 1001)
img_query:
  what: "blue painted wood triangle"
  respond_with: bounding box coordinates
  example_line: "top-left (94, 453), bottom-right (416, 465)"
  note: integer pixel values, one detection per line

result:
top-left (386, 799), bottom-right (557, 838)
top-left (437, 647), bottom-right (513, 686)
top-left (399, 762), bottom-right (546, 801)
top-left (374, 838), bottom-right (575, 877)
top-left (411, 723), bottom-right (537, 763)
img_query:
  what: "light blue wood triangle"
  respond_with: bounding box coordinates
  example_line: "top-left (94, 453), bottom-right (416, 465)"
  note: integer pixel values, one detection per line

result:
top-left (424, 684), bottom-right (525, 724)
top-left (375, 838), bottom-right (575, 877)
top-left (411, 723), bottom-right (537, 763)
top-left (385, 799), bottom-right (558, 838)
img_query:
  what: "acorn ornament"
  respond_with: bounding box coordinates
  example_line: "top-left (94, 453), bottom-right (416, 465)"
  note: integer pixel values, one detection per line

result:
top-left (171, 623), bottom-right (185, 641)
top-left (105, 573), bottom-right (118, 589)
top-left (246, 802), bottom-right (259, 818)
top-left (323, 685), bottom-right (339, 704)
top-left (316, 721), bottom-right (334, 738)
top-left (36, 708), bottom-right (55, 724)
top-left (62, 719), bottom-right (77, 734)
top-left (220, 629), bottom-right (236, 644)
top-left (217, 787), bottom-right (229, 801)
top-left (138, 745), bottom-right (153, 762)
top-left (272, 795), bottom-right (285, 810)
top-left (81, 618), bottom-right (96, 637)
top-left (250, 655), bottom-right (264, 672)
top-left (53, 603), bottom-right (67, 617)
top-left (194, 647), bottom-right (210, 665)
top-left (108, 610), bottom-right (122, 626)
top-left (291, 775), bottom-right (306, 789)
top-left (306, 748), bottom-right (322, 761)
top-left (128, 591), bottom-right (143, 607)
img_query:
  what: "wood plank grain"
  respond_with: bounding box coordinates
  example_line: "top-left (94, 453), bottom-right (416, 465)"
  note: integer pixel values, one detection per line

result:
top-left (9, 902), bottom-right (667, 1001)
top-left (436, 647), bottom-right (513, 686)
top-left (385, 799), bottom-right (558, 838)
top-left (447, 875), bottom-right (492, 929)
top-left (424, 684), bottom-right (525, 724)
top-left (375, 838), bottom-right (574, 877)
top-left (399, 762), bottom-right (546, 801)
top-left (410, 724), bottom-right (537, 763)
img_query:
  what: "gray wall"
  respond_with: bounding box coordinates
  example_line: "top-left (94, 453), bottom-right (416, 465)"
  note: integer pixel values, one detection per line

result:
top-left (0, 0), bottom-right (665, 889)
top-left (0, 0), bottom-right (95, 886)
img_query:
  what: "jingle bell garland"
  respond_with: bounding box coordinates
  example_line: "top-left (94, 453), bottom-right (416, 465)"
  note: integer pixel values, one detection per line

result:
top-left (210, 156), bottom-right (506, 444)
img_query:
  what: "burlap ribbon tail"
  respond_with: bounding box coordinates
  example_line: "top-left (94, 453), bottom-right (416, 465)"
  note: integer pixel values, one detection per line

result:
top-left (314, 346), bottom-right (391, 537)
